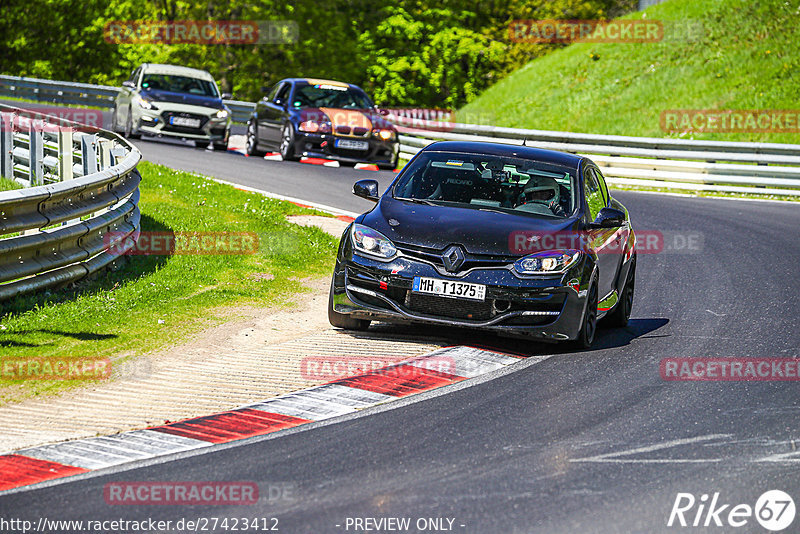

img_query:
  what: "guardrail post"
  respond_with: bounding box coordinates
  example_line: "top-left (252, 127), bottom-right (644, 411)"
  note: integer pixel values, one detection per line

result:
top-left (99, 139), bottom-right (112, 170)
top-left (81, 133), bottom-right (98, 175)
top-left (57, 127), bottom-right (74, 181)
top-left (0, 112), bottom-right (11, 179)
top-left (29, 121), bottom-right (44, 186)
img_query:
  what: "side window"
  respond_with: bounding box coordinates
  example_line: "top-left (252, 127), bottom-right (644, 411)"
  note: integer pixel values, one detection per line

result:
top-left (583, 168), bottom-right (604, 221)
top-left (266, 83), bottom-right (281, 102)
top-left (274, 83), bottom-right (290, 105)
top-left (592, 167), bottom-right (610, 206)
top-left (128, 68), bottom-right (140, 85)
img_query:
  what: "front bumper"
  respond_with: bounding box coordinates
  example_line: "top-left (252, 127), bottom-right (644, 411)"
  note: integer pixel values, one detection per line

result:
top-left (331, 251), bottom-right (589, 341)
top-left (135, 107), bottom-right (231, 142)
top-left (293, 132), bottom-right (398, 166)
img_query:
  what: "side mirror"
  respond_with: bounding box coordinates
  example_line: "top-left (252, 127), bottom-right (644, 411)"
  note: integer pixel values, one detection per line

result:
top-left (122, 81), bottom-right (136, 89)
top-left (220, 92), bottom-right (232, 100)
top-left (378, 108), bottom-right (390, 116)
top-left (592, 207), bottom-right (626, 228)
top-left (353, 179), bottom-right (379, 202)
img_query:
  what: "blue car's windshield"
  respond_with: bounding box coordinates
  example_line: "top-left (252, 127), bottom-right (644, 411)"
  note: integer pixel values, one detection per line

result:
top-left (393, 151), bottom-right (578, 218)
top-left (292, 83), bottom-right (373, 109)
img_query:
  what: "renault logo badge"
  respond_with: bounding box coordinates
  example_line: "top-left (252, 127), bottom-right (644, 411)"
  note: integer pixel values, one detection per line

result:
top-left (441, 245), bottom-right (465, 273)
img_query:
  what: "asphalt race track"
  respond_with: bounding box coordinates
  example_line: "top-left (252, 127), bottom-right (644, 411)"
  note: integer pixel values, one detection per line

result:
top-left (2, 131), bottom-right (800, 533)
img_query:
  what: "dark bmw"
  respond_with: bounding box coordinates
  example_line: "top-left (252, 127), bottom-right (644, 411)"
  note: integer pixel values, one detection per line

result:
top-left (328, 141), bottom-right (637, 347)
top-left (246, 78), bottom-right (399, 169)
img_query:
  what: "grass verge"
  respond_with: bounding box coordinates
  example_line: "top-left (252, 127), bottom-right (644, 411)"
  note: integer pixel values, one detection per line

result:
top-left (0, 161), bottom-right (339, 405)
top-left (461, 0), bottom-right (800, 144)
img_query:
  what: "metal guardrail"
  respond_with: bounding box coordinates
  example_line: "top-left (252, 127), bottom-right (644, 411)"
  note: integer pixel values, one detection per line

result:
top-left (3, 74), bottom-right (799, 196)
top-left (391, 116), bottom-right (800, 196)
top-left (0, 75), bottom-right (255, 124)
top-left (0, 104), bottom-right (141, 301)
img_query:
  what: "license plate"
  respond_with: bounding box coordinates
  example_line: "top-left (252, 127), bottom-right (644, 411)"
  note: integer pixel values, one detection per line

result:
top-left (412, 277), bottom-right (486, 301)
top-left (170, 117), bottom-right (201, 128)
top-left (335, 139), bottom-right (369, 151)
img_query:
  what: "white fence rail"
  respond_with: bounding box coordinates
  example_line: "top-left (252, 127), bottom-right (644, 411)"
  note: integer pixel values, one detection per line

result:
top-left (0, 103), bottom-right (141, 301)
top-left (391, 116), bottom-right (800, 196)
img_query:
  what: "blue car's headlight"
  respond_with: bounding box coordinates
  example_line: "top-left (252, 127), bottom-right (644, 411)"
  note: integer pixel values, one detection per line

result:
top-left (514, 250), bottom-right (581, 274)
top-left (351, 224), bottom-right (397, 260)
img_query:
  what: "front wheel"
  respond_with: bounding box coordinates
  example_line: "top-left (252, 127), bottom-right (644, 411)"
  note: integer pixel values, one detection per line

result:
top-left (246, 120), bottom-right (266, 156)
top-left (279, 123), bottom-right (298, 161)
top-left (195, 140), bottom-right (210, 149)
top-left (213, 140), bottom-right (228, 151)
top-left (328, 279), bottom-right (370, 331)
top-left (574, 279), bottom-right (598, 349)
top-left (604, 256), bottom-right (636, 327)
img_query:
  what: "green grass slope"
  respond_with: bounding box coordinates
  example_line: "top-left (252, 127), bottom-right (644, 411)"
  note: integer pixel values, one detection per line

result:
top-left (461, 0), bottom-right (800, 143)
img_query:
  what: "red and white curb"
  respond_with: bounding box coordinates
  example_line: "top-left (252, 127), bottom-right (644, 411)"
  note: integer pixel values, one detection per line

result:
top-left (0, 346), bottom-right (529, 493)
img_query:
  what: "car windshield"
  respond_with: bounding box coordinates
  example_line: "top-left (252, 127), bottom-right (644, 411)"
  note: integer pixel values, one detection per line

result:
top-left (292, 83), bottom-right (373, 109)
top-left (393, 151), bottom-right (578, 218)
top-left (141, 74), bottom-right (219, 97)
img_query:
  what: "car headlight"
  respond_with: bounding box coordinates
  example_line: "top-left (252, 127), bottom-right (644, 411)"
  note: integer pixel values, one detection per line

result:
top-left (135, 95), bottom-right (157, 110)
top-left (372, 128), bottom-right (396, 141)
top-left (299, 120), bottom-right (332, 134)
top-left (514, 250), bottom-right (581, 275)
top-left (351, 224), bottom-right (396, 260)
top-left (215, 109), bottom-right (229, 119)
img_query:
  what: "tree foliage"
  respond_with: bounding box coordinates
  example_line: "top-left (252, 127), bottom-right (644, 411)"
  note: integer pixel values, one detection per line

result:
top-left (0, 0), bottom-right (636, 108)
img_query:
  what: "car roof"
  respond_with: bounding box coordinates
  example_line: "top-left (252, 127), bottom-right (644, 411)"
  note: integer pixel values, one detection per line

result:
top-left (282, 78), bottom-right (359, 90)
top-left (422, 141), bottom-right (584, 167)
top-left (139, 64), bottom-right (216, 81)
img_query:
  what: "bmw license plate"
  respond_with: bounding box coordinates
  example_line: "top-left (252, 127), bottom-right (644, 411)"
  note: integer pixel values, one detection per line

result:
top-left (170, 116), bottom-right (201, 128)
top-left (413, 277), bottom-right (486, 301)
top-left (335, 139), bottom-right (369, 151)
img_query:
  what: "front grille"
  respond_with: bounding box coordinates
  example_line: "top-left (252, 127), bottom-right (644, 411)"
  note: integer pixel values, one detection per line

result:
top-left (405, 292), bottom-right (494, 321)
top-left (396, 243), bottom-right (513, 273)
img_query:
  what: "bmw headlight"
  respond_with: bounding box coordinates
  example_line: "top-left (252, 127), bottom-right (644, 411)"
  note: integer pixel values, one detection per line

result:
top-left (514, 250), bottom-right (581, 274)
top-left (351, 224), bottom-right (397, 260)
top-left (215, 108), bottom-right (229, 119)
top-left (372, 128), bottom-right (396, 141)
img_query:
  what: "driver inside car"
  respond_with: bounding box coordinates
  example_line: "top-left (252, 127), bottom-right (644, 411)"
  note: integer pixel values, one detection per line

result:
top-left (517, 177), bottom-right (566, 216)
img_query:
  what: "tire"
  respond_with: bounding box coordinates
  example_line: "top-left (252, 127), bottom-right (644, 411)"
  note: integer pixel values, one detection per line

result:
top-left (245, 120), bottom-right (266, 156)
top-left (339, 161), bottom-right (358, 167)
top-left (574, 278), bottom-right (598, 349)
top-left (195, 140), bottom-right (210, 149)
top-left (279, 123), bottom-right (298, 161)
top-left (213, 140), bottom-right (228, 151)
top-left (604, 256), bottom-right (636, 327)
top-left (111, 106), bottom-right (120, 133)
top-left (378, 162), bottom-right (397, 171)
top-left (328, 279), bottom-right (370, 331)
top-left (124, 108), bottom-right (141, 140)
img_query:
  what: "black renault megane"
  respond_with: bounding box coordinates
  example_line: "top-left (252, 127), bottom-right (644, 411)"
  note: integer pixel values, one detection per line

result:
top-left (328, 141), bottom-right (636, 347)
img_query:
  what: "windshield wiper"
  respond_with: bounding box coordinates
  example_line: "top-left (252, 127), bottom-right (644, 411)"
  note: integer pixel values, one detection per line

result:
top-left (396, 197), bottom-right (438, 206)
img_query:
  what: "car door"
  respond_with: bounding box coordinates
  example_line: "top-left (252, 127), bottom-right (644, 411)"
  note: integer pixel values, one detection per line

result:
top-left (262, 82), bottom-right (291, 147)
top-left (583, 166), bottom-right (620, 301)
top-left (116, 67), bottom-right (140, 126)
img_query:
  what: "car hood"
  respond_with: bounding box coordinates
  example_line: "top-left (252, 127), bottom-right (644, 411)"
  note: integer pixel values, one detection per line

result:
top-left (295, 108), bottom-right (394, 131)
top-left (361, 196), bottom-right (581, 256)
top-left (141, 89), bottom-right (224, 110)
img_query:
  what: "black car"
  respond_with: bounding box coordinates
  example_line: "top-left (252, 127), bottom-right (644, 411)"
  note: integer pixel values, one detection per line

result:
top-left (328, 141), bottom-right (637, 347)
top-left (246, 78), bottom-right (399, 169)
